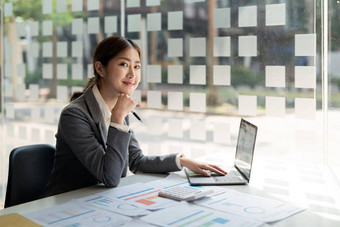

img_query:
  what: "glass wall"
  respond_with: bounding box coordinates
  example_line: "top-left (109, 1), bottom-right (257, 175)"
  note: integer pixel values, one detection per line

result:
top-left (1, 0), bottom-right (339, 220)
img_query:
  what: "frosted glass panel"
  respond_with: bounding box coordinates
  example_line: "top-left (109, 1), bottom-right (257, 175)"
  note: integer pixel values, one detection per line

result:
top-left (72, 19), bottom-right (84, 35)
top-left (88, 0), bottom-right (99, 11)
top-left (213, 123), bottom-right (231, 144)
top-left (105, 16), bottom-right (118, 34)
top-left (57, 0), bottom-right (67, 12)
top-left (238, 95), bottom-right (257, 116)
top-left (190, 38), bottom-right (206, 57)
top-left (42, 42), bottom-right (52, 57)
top-left (147, 117), bottom-right (162, 135)
top-left (190, 65), bottom-right (206, 85)
top-left (5, 104), bottom-right (14, 119)
top-left (72, 41), bottom-right (83, 57)
top-left (190, 93), bottom-right (206, 113)
top-left (147, 65), bottom-right (161, 83)
top-left (147, 13), bottom-right (161, 31)
top-left (42, 0), bottom-right (52, 14)
top-left (168, 65), bottom-right (183, 84)
top-left (214, 37), bottom-right (230, 57)
top-left (128, 14), bottom-right (141, 32)
top-left (5, 63), bottom-right (12, 78)
top-left (213, 65), bottom-right (230, 86)
top-left (5, 84), bottom-right (13, 98)
top-left (4, 3), bottom-right (13, 17)
top-left (43, 64), bottom-right (53, 79)
top-left (16, 84), bottom-right (25, 101)
top-left (29, 84), bottom-right (39, 99)
top-left (29, 42), bottom-right (39, 57)
top-left (16, 22), bottom-right (26, 37)
top-left (72, 0), bottom-right (83, 12)
top-left (146, 0), bottom-right (160, 6)
top-left (57, 86), bottom-right (69, 102)
top-left (266, 3), bottom-right (286, 26)
top-left (88, 17), bottom-right (100, 34)
top-left (127, 0), bottom-right (140, 8)
top-left (239, 36), bottom-right (257, 57)
top-left (295, 34), bottom-right (316, 56)
top-left (168, 92), bottom-right (183, 111)
top-left (239, 6), bottom-right (257, 27)
top-left (168, 38), bottom-right (183, 57)
top-left (147, 91), bottom-right (162, 109)
top-left (214, 8), bottom-right (230, 28)
top-left (266, 66), bottom-right (285, 88)
top-left (72, 64), bottom-right (84, 80)
top-left (17, 64), bottom-right (26, 78)
top-left (168, 11), bottom-right (183, 30)
top-left (42, 20), bottom-right (53, 36)
top-left (57, 42), bottom-right (68, 57)
top-left (190, 120), bottom-right (206, 141)
top-left (57, 64), bottom-right (68, 80)
top-left (266, 96), bottom-right (285, 117)
top-left (295, 66), bottom-right (316, 89)
top-left (29, 21), bottom-right (39, 36)
top-left (295, 98), bottom-right (316, 120)
top-left (168, 119), bottom-right (183, 138)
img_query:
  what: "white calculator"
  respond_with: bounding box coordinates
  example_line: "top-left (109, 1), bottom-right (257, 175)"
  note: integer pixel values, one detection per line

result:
top-left (158, 186), bottom-right (213, 201)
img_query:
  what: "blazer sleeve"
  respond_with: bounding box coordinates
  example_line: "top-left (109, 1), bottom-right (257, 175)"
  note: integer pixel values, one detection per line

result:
top-left (58, 105), bottom-right (131, 187)
top-left (127, 129), bottom-right (181, 173)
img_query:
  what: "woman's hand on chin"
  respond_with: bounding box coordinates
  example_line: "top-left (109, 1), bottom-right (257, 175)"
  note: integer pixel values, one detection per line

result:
top-left (111, 93), bottom-right (139, 125)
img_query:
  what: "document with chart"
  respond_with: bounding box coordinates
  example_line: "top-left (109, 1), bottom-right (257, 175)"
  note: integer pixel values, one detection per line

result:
top-left (24, 200), bottom-right (132, 226)
top-left (97, 174), bottom-right (204, 210)
top-left (141, 202), bottom-right (264, 227)
top-left (193, 188), bottom-right (305, 223)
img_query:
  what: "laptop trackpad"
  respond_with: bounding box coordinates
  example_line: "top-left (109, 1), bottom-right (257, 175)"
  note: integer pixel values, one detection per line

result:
top-left (189, 176), bottom-right (215, 184)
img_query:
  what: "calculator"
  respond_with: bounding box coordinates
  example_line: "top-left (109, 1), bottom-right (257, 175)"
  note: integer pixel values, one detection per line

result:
top-left (158, 186), bottom-right (214, 201)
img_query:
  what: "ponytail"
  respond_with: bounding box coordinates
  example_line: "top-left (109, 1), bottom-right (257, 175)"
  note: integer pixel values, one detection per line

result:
top-left (70, 76), bottom-right (99, 101)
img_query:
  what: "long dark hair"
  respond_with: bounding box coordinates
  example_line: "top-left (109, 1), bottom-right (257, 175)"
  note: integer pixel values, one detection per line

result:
top-left (70, 36), bottom-right (141, 101)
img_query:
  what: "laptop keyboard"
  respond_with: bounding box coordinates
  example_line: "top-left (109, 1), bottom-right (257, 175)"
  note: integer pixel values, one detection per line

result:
top-left (213, 170), bottom-right (245, 183)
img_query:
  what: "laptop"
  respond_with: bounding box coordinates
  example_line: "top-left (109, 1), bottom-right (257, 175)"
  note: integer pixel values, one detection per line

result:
top-left (185, 118), bottom-right (257, 185)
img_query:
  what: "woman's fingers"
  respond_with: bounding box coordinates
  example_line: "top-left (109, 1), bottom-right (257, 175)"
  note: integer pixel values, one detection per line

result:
top-left (198, 164), bottom-right (227, 176)
top-left (209, 164), bottom-right (227, 175)
top-left (180, 157), bottom-right (226, 177)
top-left (118, 93), bottom-right (138, 109)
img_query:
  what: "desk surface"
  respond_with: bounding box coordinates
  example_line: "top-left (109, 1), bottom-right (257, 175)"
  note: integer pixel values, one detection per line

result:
top-left (0, 172), bottom-right (339, 227)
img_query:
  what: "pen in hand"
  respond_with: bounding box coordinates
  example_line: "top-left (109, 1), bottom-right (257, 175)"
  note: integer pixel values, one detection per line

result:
top-left (131, 111), bottom-right (143, 123)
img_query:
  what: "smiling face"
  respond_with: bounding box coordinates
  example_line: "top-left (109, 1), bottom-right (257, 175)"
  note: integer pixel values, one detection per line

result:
top-left (98, 47), bottom-right (141, 97)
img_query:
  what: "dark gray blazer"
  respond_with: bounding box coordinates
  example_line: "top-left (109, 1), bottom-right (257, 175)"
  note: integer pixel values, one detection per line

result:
top-left (42, 86), bottom-right (180, 197)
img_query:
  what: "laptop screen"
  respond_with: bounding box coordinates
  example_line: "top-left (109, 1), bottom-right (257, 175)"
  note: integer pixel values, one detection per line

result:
top-left (234, 119), bottom-right (257, 181)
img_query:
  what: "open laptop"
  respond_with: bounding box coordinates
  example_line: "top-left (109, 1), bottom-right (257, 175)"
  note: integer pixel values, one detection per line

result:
top-left (185, 118), bottom-right (257, 185)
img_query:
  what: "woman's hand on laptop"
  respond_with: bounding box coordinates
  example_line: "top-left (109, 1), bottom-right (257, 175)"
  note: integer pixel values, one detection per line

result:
top-left (180, 155), bottom-right (227, 177)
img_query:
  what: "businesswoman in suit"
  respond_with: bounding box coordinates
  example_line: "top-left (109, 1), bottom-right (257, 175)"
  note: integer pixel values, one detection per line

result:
top-left (43, 36), bottom-right (226, 197)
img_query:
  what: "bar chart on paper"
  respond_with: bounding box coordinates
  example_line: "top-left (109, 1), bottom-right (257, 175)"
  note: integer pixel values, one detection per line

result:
top-left (114, 185), bottom-right (178, 210)
top-left (141, 203), bottom-right (263, 227)
top-left (98, 181), bottom-right (187, 210)
top-left (78, 195), bottom-right (151, 216)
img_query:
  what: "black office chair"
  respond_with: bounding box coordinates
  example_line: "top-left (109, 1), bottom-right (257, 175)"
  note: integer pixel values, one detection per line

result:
top-left (4, 144), bottom-right (56, 208)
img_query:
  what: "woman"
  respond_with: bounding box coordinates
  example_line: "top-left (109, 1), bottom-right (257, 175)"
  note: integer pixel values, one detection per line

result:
top-left (43, 36), bottom-right (226, 197)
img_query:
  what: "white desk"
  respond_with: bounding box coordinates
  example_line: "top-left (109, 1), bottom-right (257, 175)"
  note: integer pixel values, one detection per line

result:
top-left (0, 173), bottom-right (339, 226)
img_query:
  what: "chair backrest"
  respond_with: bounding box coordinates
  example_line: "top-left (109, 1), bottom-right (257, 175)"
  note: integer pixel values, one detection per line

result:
top-left (4, 144), bottom-right (56, 208)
